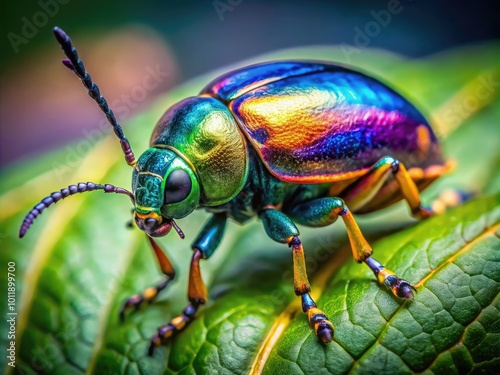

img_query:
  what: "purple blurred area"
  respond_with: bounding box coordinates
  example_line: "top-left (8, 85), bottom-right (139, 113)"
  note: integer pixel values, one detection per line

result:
top-left (0, 0), bottom-right (499, 166)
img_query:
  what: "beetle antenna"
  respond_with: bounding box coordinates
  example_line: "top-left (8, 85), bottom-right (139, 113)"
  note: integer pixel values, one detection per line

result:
top-left (53, 27), bottom-right (136, 166)
top-left (19, 182), bottom-right (135, 238)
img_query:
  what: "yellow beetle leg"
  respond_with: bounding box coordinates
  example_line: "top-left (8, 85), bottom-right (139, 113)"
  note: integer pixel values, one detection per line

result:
top-left (149, 249), bottom-right (207, 355)
top-left (120, 236), bottom-right (176, 321)
top-left (288, 197), bottom-right (415, 300)
top-left (260, 208), bottom-right (334, 343)
top-left (149, 214), bottom-right (225, 355)
top-left (289, 237), bottom-right (334, 343)
top-left (187, 248), bottom-right (208, 305)
top-left (430, 189), bottom-right (472, 215)
top-left (341, 156), bottom-right (433, 219)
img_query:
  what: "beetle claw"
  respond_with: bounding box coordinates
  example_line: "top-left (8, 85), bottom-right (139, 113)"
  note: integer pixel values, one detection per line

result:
top-left (317, 321), bottom-right (334, 343)
top-left (384, 275), bottom-right (416, 300)
top-left (119, 294), bottom-right (144, 322)
top-left (148, 333), bottom-right (162, 356)
top-left (397, 282), bottom-right (416, 300)
top-left (148, 324), bottom-right (178, 356)
top-left (413, 206), bottom-right (434, 220)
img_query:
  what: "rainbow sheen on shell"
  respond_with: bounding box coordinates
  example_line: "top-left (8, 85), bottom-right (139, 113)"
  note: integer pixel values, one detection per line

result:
top-left (202, 61), bottom-right (444, 183)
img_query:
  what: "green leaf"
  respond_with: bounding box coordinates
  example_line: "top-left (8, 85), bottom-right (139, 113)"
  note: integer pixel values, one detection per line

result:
top-left (1, 43), bottom-right (499, 375)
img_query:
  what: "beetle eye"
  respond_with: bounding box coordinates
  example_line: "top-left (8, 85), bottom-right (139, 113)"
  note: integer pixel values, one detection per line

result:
top-left (164, 169), bottom-right (192, 204)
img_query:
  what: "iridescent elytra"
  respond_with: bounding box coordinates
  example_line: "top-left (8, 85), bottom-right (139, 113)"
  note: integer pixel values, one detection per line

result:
top-left (20, 27), bottom-right (455, 354)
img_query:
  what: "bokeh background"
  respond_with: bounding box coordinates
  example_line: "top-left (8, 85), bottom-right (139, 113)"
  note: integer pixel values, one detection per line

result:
top-left (1, 0), bottom-right (500, 168)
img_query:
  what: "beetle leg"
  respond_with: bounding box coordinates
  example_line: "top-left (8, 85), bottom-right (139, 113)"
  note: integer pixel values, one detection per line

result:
top-left (289, 197), bottom-right (371, 262)
top-left (288, 197), bottom-right (415, 300)
top-left (149, 249), bottom-right (205, 354)
top-left (148, 214), bottom-right (226, 354)
top-left (120, 236), bottom-right (176, 321)
top-left (340, 156), bottom-right (433, 219)
top-left (430, 189), bottom-right (472, 215)
top-left (364, 257), bottom-right (416, 299)
top-left (291, 237), bottom-right (334, 343)
top-left (260, 208), bottom-right (334, 343)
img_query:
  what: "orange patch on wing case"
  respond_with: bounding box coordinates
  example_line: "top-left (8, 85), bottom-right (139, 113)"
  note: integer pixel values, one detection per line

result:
top-left (416, 124), bottom-right (431, 153)
top-left (233, 91), bottom-right (340, 151)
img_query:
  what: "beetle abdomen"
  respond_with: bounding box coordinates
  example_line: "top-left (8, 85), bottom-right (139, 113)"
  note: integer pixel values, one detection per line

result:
top-left (205, 61), bottom-right (444, 184)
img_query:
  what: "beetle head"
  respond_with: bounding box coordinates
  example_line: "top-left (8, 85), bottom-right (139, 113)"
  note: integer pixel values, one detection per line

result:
top-left (132, 148), bottom-right (200, 237)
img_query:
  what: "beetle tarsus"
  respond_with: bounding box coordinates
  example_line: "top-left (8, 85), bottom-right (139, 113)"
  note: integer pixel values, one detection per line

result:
top-left (119, 295), bottom-right (144, 322)
top-left (317, 321), bottom-right (334, 343)
top-left (119, 277), bottom-right (172, 321)
top-left (430, 189), bottom-right (474, 215)
top-left (384, 275), bottom-right (416, 300)
top-left (364, 257), bottom-right (416, 299)
top-left (397, 282), bottom-right (416, 300)
top-left (384, 276), bottom-right (416, 300)
top-left (303, 296), bottom-right (334, 344)
top-left (148, 333), bottom-right (162, 356)
top-left (148, 302), bottom-right (200, 356)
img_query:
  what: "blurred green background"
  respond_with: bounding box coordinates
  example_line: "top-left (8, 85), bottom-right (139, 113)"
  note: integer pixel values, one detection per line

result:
top-left (1, 0), bottom-right (500, 167)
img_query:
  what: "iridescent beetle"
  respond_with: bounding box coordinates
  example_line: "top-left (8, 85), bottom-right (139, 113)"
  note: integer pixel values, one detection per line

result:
top-left (20, 28), bottom-right (453, 354)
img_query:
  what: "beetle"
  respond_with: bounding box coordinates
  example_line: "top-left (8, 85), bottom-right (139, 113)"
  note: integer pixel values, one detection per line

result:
top-left (20, 27), bottom-right (455, 355)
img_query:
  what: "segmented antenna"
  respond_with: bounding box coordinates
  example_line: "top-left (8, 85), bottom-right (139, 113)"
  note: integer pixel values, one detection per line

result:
top-left (19, 182), bottom-right (135, 238)
top-left (53, 27), bottom-right (136, 166)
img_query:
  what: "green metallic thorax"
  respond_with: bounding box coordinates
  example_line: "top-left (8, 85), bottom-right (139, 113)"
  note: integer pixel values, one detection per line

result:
top-left (150, 96), bottom-right (248, 206)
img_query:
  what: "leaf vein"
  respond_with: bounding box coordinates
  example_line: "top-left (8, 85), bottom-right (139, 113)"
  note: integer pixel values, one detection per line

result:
top-left (417, 293), bottom-right (500, 373)
top-left (348, 221), bottom-right (500, 373)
